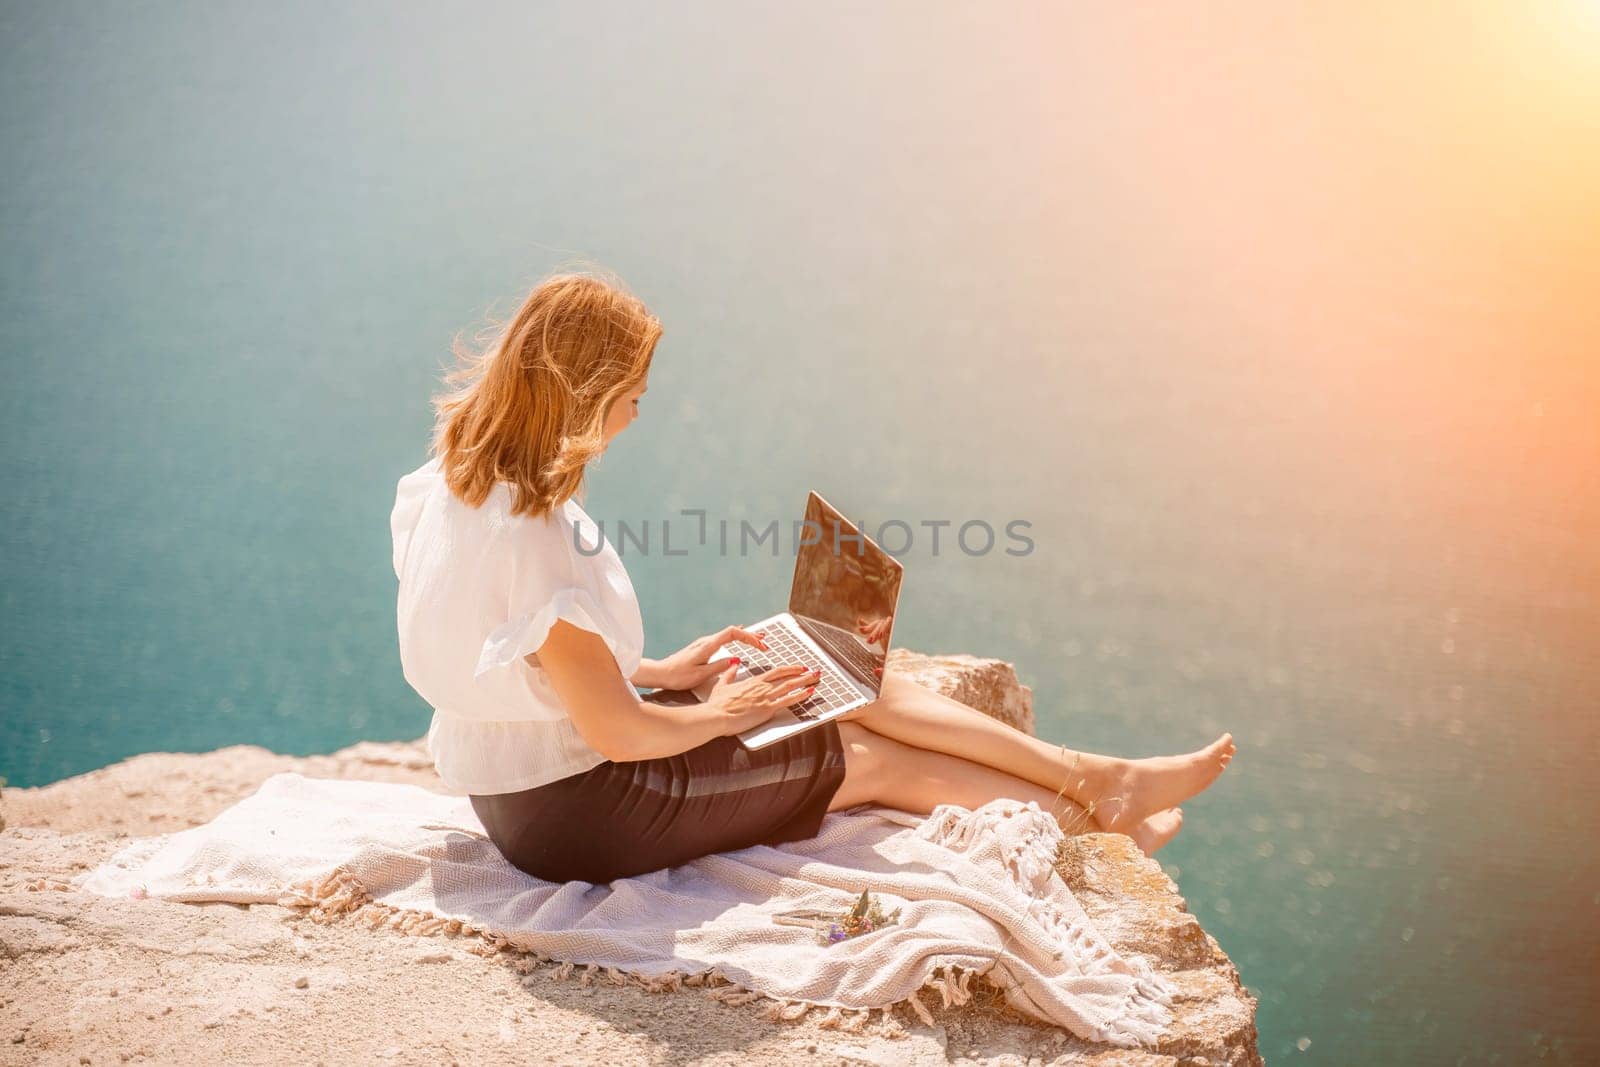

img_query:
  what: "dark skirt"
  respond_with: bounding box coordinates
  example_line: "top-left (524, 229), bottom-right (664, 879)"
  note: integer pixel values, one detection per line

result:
top-left (468, 687), bottom-right (849, 884)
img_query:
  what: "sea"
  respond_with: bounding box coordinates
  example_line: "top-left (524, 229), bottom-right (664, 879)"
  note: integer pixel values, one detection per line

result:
top-left (3, 3), bottom-right (1596, 1062)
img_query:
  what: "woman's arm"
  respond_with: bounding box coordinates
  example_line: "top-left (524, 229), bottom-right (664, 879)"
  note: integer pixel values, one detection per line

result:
top-left (629, 658), bottom-right (669, 690)
top-left (537, 619), bottom-right (815, 763)
top-left (628, 626), bottom-right (770, 691)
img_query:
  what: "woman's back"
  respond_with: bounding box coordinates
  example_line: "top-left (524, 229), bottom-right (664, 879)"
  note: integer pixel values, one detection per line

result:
top-left (390, 455), bottom-right (645, 794)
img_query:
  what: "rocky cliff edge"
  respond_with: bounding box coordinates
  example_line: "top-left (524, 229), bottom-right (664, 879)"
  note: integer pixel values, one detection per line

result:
top-left (0, 650), bottom-right (1259, 1066)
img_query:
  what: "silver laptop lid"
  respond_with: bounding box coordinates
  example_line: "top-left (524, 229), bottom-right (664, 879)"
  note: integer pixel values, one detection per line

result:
top-left (786, 491), bottom-right (904, 696)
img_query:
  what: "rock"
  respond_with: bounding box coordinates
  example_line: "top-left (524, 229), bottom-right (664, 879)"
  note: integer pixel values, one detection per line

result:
top-left (886, 650), bottom-right (1036, 736)
top-left (0, 650), bottom-right (1258, 1065)
top-left (1, 740), bottom-right (444, 839)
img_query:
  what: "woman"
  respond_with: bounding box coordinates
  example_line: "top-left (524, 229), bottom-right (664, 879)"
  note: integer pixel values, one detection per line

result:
top-left (390, 269), bottom-right (1236, 885)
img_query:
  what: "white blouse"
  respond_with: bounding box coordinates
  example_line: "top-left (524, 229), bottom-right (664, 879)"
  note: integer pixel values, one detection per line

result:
top-left (389, 456), bottom-right (646, 795)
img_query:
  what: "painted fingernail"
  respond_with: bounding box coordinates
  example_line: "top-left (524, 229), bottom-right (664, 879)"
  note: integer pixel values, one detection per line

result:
top-left (730, 657), bottom-right (741, 667)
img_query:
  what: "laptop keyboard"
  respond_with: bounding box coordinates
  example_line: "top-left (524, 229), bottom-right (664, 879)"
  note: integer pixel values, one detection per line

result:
top-left (736, 622), bottom-right (862, 721)
top-left (801, 620), bottom-right (882, 684)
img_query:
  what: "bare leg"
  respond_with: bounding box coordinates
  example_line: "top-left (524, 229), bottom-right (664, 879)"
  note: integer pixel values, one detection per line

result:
top-left (839, 669), bottom-right (1235, 833)
top-left (826, 721), bottom-right (1184, 855)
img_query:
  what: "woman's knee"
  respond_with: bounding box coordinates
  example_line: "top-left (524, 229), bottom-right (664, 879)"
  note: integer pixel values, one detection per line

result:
top-left (835, 720), bottom-right (877, 765)
top-left (827, 721), bottom-right (874, 807)
top-left (839, 669), bottom-right (916, 724)
top-left (830, 721), bottom-right (917, 810)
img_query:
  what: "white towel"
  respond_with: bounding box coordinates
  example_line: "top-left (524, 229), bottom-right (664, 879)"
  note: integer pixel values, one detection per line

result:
top-left (74, 771), bottom-right (1173, 1045)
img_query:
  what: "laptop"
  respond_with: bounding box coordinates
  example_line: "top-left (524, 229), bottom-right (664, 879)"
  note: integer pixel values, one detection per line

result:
top-left (690, 490), bottom-right (904, 750)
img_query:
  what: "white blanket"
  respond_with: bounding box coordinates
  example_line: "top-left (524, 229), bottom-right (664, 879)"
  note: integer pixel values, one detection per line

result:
top-left (74, 772), bottom-right (1173, 1045)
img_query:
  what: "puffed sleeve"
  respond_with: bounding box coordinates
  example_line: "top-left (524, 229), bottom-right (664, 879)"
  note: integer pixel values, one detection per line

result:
top-left (390, 461), bottom-right (436, 580)
top-left (468, 517), bottom-right (633, 721)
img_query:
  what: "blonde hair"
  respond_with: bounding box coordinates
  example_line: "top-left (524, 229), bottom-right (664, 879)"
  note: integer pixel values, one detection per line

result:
top-left (430, 267), bottom-right (660, 518)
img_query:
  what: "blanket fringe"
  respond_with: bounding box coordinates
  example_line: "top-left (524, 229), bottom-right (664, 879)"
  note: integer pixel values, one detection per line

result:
top-left (904, 989), bottom-right (936, 1027)
top-left (275, 865), bottom-right (1034, 1042)
top-left (1079, 963), bottom-right (1178, 1048)
top-left (759, 997), bottom-right (904, 1037)
top-left (20, 878), bottom-right (74, 893)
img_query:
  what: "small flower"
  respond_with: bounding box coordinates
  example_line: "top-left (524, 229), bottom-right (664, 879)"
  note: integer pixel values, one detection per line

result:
top-left (818, 891), bottom-right (901, 945)
top-left (129, 885), bottom-right (147, 900)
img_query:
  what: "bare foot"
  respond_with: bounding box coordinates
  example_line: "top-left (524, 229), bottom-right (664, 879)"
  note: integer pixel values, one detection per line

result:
top-left (1086, 734), bottom-right (1235, 833)
top-left (1128, 808), bottom-right (1184, 856)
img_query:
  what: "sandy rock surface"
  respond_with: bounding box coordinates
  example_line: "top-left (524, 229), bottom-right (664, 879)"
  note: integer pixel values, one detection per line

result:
top-left (1, 650), bottom-right (1259, 1066)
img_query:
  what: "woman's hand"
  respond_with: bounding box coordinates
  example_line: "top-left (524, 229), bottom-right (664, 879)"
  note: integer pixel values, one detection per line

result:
top-left (702, 662), bottom-right (822, 735)
top-left (855, 614), bottom-right (893, 648)
top-left (637, 625), bottom-right (771, 691)
top-left (537, 619), bottom-right (805, 763)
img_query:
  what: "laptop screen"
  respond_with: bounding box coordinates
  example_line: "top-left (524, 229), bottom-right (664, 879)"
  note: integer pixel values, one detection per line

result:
top-left (787, 491), bottom-right (903, 695)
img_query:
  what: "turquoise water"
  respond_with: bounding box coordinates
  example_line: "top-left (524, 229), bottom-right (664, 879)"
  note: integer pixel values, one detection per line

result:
top-left (3, 4), bottom-right (1597, 1062)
